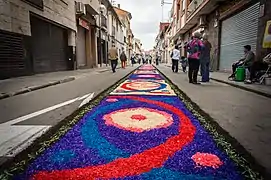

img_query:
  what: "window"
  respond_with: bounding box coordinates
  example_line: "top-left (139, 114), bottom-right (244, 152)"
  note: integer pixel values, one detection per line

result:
top-left (124, 36), bottom-right (126, 43)
top-left (22, 0), bottom-right (43, 9)
top-left (116, 22), bottom-right (119, 31)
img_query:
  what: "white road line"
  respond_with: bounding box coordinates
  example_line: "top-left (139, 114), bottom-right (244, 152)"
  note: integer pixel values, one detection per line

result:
top-left (0, 93), bottom-right (93, 126)
top-left (79, 92), bottom-right (95, 108)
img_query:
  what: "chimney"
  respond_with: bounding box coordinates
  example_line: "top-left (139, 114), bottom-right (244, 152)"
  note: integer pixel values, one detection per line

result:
top-left (117, 4), bottom-right (120, 8)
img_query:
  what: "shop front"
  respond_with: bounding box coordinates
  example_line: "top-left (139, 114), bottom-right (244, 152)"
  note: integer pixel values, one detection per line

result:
top-left (219, 2), bottom-right (260, 71)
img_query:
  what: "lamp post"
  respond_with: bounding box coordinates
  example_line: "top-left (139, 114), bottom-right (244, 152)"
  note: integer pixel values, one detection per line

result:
top-left (161, 0), bottom-right (172, 22)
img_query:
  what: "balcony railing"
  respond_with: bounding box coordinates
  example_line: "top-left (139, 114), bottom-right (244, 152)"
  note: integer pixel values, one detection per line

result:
top-left (101, 15), bottom-right (107, 28)
top-left (187, 0), bottom-right (205, 19)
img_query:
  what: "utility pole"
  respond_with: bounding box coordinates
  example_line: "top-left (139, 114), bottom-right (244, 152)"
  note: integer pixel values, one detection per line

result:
top-left (161, 0), bottom-right (172, 22)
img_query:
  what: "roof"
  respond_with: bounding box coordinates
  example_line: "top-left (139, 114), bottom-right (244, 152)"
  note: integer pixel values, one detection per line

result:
top-left (159, 22), bottom-right (170, 32)
top-left (114, 7), bottom-right (132, 20)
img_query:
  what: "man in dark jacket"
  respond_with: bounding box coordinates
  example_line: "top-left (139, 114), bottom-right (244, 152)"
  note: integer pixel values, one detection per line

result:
top-left (120, 47), bottom-right (127, 69)
top-left (228, 45), bottom-right (255, 79)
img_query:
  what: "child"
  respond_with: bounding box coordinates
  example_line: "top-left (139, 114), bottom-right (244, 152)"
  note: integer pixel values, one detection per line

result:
top-left (180, 56), bottom-right (188, 73)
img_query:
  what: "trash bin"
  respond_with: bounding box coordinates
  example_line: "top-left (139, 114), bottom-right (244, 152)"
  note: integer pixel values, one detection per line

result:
top-left (235, 67), bottom-right (245, 81)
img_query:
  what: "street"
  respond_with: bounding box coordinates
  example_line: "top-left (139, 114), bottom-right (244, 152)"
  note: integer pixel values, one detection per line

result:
top-left (0, 64), bottom-right (270, 180)
top-left (0, 66), bottom-right (137, 164)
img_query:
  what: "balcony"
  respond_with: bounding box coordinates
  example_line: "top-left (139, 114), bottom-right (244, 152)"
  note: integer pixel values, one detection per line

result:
top-left (101, 15), bottom-right (107, 28)
top-left (187, 0), bottom-right (205, 19)
top-left (172, 0), bottom-right (219, 40)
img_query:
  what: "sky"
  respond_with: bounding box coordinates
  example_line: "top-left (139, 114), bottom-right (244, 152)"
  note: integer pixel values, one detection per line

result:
top-left (114, 0), bottom-right (172, 50)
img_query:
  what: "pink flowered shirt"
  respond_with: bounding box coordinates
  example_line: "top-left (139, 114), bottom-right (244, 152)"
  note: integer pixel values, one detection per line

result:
top-left (187, 39), bottom-right (204, 60)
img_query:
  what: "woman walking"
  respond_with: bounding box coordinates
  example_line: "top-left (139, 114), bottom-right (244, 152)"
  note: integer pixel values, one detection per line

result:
top-left (186, 32), bottom-right (204, 84)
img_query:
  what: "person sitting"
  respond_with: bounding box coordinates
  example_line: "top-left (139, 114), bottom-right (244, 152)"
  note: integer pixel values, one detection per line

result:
top-left (228, 45), bottom-right (255, 80)
top-left (244, 52), bottom-right (271, 84)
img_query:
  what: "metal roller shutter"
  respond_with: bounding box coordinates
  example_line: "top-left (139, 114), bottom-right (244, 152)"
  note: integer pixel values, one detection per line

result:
top-left (30, 15), bottom-right (68, 73)
top-left (0, 31), bottom-right (27, 79)
top-left (219, 2), bottom-right (260, 71)
top-left (76, 26), bottom-right (87, 68)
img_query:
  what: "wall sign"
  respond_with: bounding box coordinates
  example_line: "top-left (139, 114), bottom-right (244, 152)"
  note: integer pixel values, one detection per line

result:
top-left (259, 4), bottom-right (265, 18)
top-left (79, 18), bottom-right (89, 30)
top-left (263, 20), bottom-right (271, 48)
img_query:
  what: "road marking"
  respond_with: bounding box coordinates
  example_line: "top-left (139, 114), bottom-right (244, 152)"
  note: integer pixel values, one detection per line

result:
top-left (79, 93), bottom-right (95, 108)
top-left (0, 93), bottom-right (94, 126)
top-left (0, 125), bottom-right (50, 157)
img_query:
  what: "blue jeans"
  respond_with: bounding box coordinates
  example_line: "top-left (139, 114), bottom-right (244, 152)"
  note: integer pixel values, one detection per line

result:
top-left (201, 62), bottom-right (210, 82)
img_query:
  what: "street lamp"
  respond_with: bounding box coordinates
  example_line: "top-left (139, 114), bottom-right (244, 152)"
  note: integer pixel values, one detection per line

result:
top-left (161, 0), bottom-right (172, 22)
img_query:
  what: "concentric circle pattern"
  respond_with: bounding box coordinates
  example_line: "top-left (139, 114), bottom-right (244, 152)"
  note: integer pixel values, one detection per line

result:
top-left (103, 107), bottom-right (174, 132)
top-left (10, 65), bottom-right (256, 180)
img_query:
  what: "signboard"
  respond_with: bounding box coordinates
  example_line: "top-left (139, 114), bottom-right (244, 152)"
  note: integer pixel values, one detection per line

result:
top-left (78, 18), bottom-right (89, 30)
top-left (259, 4), bottom-right (265, 18)
top-left (263, 20), bottom-right (271, 48)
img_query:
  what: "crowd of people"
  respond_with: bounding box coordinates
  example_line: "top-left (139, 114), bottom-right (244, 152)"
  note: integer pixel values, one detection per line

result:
top-left (107, 43), bottom-right (162, 73)
top-left (171, 32), bottom-right (211, 84)
top-left (171, 31), bottom-right (271, 85)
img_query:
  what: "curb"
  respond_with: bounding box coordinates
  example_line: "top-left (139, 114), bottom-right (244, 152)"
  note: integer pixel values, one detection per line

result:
top-left (0, 77), bottom-right (75, 100)
top-left (165, 64), bottom-right (271, 99)
top-left (97, 67), bottom-right (121, 73)
top-left (211, 78), bottom-right (271, 99)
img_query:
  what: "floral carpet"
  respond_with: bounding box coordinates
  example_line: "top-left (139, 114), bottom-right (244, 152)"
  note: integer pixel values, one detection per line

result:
top-left (0, 65), bottom-right (263, 179)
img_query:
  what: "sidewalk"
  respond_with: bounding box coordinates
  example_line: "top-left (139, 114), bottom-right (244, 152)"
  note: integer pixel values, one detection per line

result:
top-left (165, 64), bottom-right (271, 98)
top-left (210, 72), bottom-right (271, 98)
top-left (0, 66), bottom-right (119, 100)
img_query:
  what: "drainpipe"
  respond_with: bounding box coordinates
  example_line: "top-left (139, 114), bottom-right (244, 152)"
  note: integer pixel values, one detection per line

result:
top-left (99, 11), bottom-right (102, 67)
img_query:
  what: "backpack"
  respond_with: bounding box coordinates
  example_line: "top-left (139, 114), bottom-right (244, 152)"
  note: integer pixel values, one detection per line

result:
top-left (188, 39), bottom-right (202, 54)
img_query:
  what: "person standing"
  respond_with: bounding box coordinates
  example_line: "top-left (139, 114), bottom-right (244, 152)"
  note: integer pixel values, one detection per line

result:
top-left (200, 34), bottom-right (212, 82)
top-left (186, 32), bottom-right (204, 84)
top-left (131, 54), bottom-right (135, 66)
top-left (120, 48), bottom-right (127, 69)
top-left (108, 43), bottom-right (118, 73)
top-left (171, 45), bottom-right (181, 73)
top-left (156, 52), bottom-right (160, 65)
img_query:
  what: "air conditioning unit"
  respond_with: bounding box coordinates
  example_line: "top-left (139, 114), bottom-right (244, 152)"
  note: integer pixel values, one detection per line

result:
top-left (198, 15), bottom-right (207, 26)
top-left (76, 2), bottom-right (86, 15)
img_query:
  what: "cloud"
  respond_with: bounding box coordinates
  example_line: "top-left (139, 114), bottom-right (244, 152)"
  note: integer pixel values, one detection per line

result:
top-left (115, 0), bottom-right (171, 50)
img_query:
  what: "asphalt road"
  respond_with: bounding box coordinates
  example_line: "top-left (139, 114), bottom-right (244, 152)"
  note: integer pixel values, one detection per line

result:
top-left (0, 66), bottom-right (137, 163)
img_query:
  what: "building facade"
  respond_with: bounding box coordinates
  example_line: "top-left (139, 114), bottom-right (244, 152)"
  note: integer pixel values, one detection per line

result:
top-left (168, 0), bottom-right (271, 72)
top-left (75, 0), bottom-right (100, 69)
top-left (0, 0), bottom-right (77, 79)
top-left (133, 38), bottom-right (142, 55)
top-left (155, 22), bottom-right (170, 63)
top-left (114, 5), bottom-right (133, 61)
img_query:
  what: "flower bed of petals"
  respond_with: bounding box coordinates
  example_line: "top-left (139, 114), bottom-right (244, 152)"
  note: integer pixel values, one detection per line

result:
top-left (0, 65), bottom-right (264, 180)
